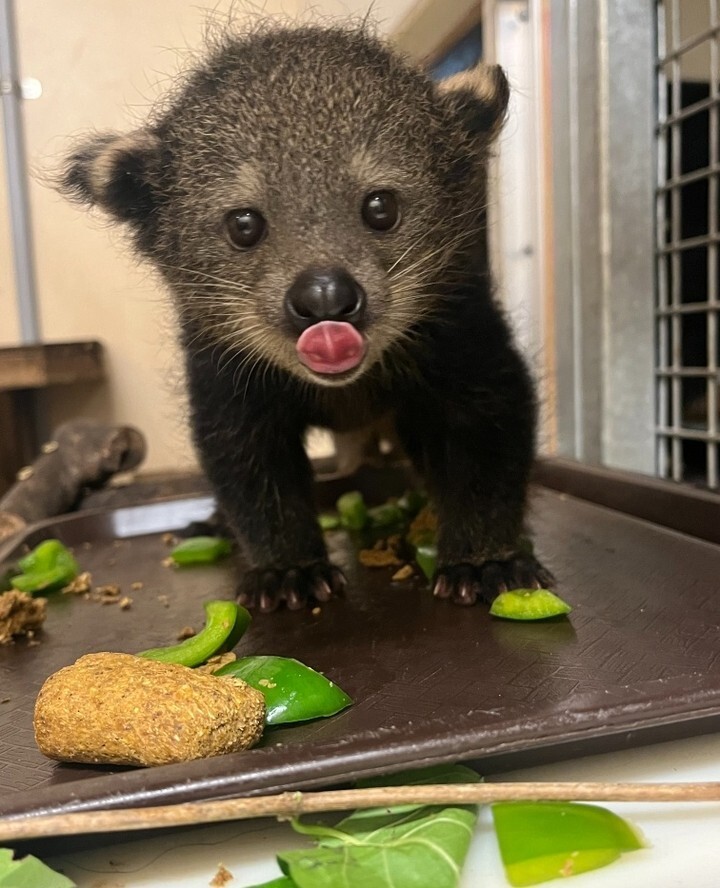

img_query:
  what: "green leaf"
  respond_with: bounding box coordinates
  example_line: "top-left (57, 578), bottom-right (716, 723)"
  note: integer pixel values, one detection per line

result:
top-left (489, 589), bottom-right (572, 621)
top-left (215, 656), bottom-right (352, 724)
top-left (244, 877), bottom-right (297, 888)
top-left (278, 764), bottom-right (481, 888)
top-left (170, 536), bottom-right (232, 565)
top-left (0, 848), bottom-right (76, 887)
top-left (492, 802), bottom-right (646, 887)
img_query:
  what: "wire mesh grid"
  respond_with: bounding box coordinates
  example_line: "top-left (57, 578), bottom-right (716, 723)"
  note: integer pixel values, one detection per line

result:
top-left (656, 0), bottom-right (720, 488)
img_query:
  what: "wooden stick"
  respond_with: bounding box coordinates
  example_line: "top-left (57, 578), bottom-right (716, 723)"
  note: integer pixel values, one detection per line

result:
top-left (2, 781), bottom-right (720, 842)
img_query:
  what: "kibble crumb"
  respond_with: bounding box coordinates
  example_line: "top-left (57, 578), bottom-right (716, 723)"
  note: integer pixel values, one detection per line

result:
top-left (391, 564), bottom-right (414, 581)
top-left (210, 863), bottom-right (234, 886)
top-left (177, 626), bottom-right (196, 640)
top-left (358, 548), bottom-right (401, 568)
top-left (311, 606), bottom-right (321, 616)
top-left (118, 596), bottom-right (133, 610)
top-left (130, 581), bottom-right (144, 591)
top-left (62, 572), bottom-right (93, 595)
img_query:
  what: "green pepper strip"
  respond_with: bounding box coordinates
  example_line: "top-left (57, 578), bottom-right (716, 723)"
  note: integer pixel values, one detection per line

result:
top-left (336, 491), bottom-right (368, 530)
top-left (216, 655), bottom-right (353, 725)
top-left (10, 539), bottom-right (79, 594)
top-left (170, 536), bottom-right (232, 565)
top-left (138, 600), bottom-right (249, 667)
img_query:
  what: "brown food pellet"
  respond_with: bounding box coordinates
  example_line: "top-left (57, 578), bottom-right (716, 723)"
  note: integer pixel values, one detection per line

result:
top-left (158, 594), bottom-right (170, 607)
top-left (34, 652), bottom-right (265, 767)
top-left (358, 548), bottom-right (402, 568)
top-left (0, 591), bottom-right (47, 644)
top-left (162, 557), bottom-right (176, 569)
top-left (406, 505), bottom-right (438, 546)
top-left (162, 532), bottom-right (176, 546)
top-left (311, 606), bottom-right (322, 616)
top-left (130, 581), bottom-right (144, 591)
top-left (177, 625), bottom-right (196, 640)
top-left (118, 596), bottom-right (133, 610)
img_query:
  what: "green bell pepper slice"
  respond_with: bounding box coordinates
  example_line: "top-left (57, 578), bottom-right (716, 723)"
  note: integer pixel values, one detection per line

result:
top-left (138, 600), bottom-right (250, 666)
top-left (215, 655), bottom-right (352, 724)
top-left (336, 491), bottom-right (368, 530)
top-left (490, 589), bottom-right (572, 621)
top-left (414, 543), bottom-right (438, 581)
top-left (367, 502), bottom-right (405, 528)
top-left (492, 802), bottom-right (645, 887)
top-left (10, 539), bottom-right (79, 594)
top-left (318, 513), bottom-right (341, 531)
top-left (396, 488), bottom-right (427, 517)
top-left (169, 536), bottom-right (232, 565)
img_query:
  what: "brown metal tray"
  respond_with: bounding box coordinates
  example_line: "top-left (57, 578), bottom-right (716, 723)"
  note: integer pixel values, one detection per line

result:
top-left (2, 472), bottom-right (720, 825)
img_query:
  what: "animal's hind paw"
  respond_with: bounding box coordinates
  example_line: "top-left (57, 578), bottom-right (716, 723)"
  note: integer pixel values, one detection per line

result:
top-left (237, 561), bottom-right (346, 613)
top-left (432, 555), bottom-right (555, 607)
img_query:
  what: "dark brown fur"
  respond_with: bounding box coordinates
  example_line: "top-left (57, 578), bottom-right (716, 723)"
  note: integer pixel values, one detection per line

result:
top-left (62, 23), bottom-right (552, 610)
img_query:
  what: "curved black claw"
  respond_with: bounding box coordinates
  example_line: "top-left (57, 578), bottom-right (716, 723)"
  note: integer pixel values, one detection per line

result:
top-left (238, 562), bottom-right (346, 613)
top-left (432, 555), bottom-right (555, 607)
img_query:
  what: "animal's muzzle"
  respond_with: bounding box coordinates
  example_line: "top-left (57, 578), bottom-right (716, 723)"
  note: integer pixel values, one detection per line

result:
top-left (284, 267), bottom-right (366, 332)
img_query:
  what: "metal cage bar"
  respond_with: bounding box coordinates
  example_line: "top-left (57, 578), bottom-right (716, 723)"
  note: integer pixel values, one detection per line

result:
top-left (655, 0), bottom-right (720, 490)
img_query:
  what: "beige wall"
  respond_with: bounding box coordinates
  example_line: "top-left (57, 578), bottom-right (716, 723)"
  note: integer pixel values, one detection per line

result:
top-left (0, 130), bottom-right (20, 343)
top-left (666, 0), bottom-right (712, 82)
top-left (1, 0), bottom-right (418, 471)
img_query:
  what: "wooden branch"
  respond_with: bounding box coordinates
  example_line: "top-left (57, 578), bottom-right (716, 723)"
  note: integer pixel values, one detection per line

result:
top-left (0, 419), bottom-right (146, 539)
top-left (2, 781), bottom-right (720, 842)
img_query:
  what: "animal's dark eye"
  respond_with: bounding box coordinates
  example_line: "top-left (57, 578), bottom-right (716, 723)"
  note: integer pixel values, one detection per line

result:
top-left (361, 191), bottom-right (400, 232)
top-left (225, 209), bottom-right (267, 249)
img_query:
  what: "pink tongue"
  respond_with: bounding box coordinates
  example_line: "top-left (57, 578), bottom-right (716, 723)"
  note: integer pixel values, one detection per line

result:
top-left (296, 321), bottom-right (367, 375)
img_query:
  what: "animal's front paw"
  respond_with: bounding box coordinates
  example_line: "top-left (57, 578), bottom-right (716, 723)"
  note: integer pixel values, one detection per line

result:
top-left (432, 555), bottom-right (555, 607)
top-left (237, 561), bottom-right (347, 613)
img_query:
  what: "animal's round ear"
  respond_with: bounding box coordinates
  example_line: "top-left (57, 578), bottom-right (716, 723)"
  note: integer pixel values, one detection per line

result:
top-left (436, 63), bottom-right (510, 142)
top-left (60, 131), bottom-right (163, 223)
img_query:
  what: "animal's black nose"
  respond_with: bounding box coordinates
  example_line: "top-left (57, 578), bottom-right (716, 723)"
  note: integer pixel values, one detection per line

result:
top-left (284, 268), bottom-right (366, 331)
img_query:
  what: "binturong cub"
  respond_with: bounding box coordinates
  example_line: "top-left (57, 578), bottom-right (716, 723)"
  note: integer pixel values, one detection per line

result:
top-left (62, 23), bottom-right (554, 612)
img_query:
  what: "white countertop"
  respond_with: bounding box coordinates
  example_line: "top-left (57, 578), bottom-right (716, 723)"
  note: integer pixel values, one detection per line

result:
top-left (47, 731), bottom-right (720, 888)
